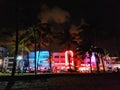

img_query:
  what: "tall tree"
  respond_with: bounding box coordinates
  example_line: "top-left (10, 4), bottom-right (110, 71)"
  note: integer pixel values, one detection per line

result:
top-left (95, 47), bottom-right (105, 72)
top-left (37, 5), bottom-right (84, 71)
top-left (38, 5), bottom-right (83, 51)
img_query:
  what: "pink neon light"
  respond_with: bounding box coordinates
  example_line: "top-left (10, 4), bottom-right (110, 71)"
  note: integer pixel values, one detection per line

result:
top-left (65, 51), bottom-right (68, 66)
top-left (65, 50), bottom-right (74, 66)
top-left (91, 52), bottom-right (96, 66)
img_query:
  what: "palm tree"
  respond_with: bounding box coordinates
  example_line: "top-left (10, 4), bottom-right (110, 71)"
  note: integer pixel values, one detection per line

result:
top-left (96, 47), bottom-right (105, 72)
top-left (90, 46), bottom-right (105, 73)
top-left (0, 28), bottom-right (27, 75)
top-left (15, 32), bottom-right (31, 75)
top-left (22, 27), bottom-right (38, 75)
top-left (26, 24), bottom-right (53, 74)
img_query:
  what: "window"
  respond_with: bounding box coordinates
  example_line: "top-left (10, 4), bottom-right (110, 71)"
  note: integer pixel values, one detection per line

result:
top-left (54, 56), bottom-right (59, 58)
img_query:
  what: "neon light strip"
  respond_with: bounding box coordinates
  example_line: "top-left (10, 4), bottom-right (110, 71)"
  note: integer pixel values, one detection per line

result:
top-left (65, 51), bottom-right (68, 66)
top-left (65, 50), bottom-right (74, 66)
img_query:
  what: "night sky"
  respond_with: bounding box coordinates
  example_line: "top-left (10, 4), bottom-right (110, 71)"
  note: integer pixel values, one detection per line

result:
top-left (0, 0), bottom-right (120, 56)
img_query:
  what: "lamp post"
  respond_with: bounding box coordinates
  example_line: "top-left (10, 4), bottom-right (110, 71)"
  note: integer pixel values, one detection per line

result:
top-left (33, 25), bottom-right (37, 75)
top-left (33, 21), bottom-right (42, 75)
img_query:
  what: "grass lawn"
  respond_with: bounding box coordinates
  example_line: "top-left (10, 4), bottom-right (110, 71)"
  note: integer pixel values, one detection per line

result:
top-left (0, 72), bottom-right (36, 76)
top-left (0, 72), bottom-right (11, 76)
top-left (0, 72), bottom-right (53, 76)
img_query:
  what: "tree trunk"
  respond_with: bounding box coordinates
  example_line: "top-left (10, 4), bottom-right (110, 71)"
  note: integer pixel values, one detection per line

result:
top-left (90, 56), bottom-right (92, 73)
top-left (11, 0), bottom-right (19, 76)
top-left (101, 55), bottom-right (105, 72)
top-left (11, 28), bottom-right (18, 76)
top-left (95, 54), bottom-right (100, 73)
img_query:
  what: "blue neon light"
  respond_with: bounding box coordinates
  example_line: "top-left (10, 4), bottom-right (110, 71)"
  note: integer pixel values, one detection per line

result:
top-left (29, 51), bottom-right (50, 70)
